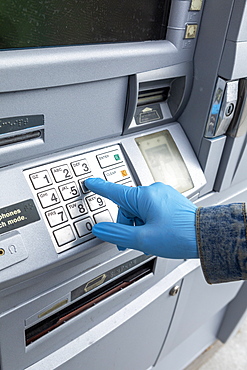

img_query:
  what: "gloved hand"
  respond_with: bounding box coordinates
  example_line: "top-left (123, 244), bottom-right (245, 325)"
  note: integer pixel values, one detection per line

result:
top-left (84, 178), bottom-right (198, 259)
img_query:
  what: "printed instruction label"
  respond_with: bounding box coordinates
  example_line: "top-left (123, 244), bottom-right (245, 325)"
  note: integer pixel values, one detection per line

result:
top-left (0, 199), bottom-right (40, 235)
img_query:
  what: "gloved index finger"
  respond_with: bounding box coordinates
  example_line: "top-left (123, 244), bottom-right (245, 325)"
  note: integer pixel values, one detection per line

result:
top-left (84, 177), bottom-right (137, 212)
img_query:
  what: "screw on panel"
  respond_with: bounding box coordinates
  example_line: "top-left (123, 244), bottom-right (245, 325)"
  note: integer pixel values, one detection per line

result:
top-left (169, 285), bottom-right (180, 296)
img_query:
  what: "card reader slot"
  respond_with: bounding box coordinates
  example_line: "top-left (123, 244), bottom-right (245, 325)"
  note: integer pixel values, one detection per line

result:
top-left (25, 258), bottom-right (156, 346)
top-left (0, 130), bottom-right (43, 147)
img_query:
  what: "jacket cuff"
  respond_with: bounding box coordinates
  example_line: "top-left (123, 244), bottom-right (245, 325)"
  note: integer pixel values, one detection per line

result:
top-left (196, 203), bottom-right (247, 284)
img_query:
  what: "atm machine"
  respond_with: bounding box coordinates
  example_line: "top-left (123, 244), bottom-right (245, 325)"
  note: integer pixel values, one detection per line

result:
top-left (0, 1), bottom-right (247, 369)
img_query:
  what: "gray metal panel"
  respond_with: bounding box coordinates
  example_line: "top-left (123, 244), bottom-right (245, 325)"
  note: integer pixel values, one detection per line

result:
top-left (168, 0), bottom-right (194, 28)
top-left (198, 136), bottom-right (226, 196)
top-left (26, 284), bottom-right (179, 370)
top-left (157, 266), bottom-right (242, 361)
top-left (218, 281), bottom-right (247, 343)
top-left (195, 180), bottom-right (247, 207)
top-left (166, 0), bottom-right (204, 52)
top-left (218, 1), bottom-right (247, 78)
top-left (219, 40), bottom-right (247, 80)
top-left (0, 42), bottom-right (185, 93)
top-left (154, 309), bottom-right (226, 370)
top-left (214, 135), bottom-right (247, 192)
top-left (0, 77), bottom-right (128, 168)
top-left (231, 136), bottom-right (247, 185)
top-left (224, 0), bottom-right (247, 42)
top-left (178, 0), bottom-right (235, 155)
top-left (0, 258), bottom-right (184, 370)
top-left (0, 0), bottom-right (204, 93)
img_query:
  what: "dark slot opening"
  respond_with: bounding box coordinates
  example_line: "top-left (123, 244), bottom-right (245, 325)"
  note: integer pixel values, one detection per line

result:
top-left (25, 258), bottom-right (156, 346)
top-left (137, 87), bottom-right (170, 106)
top-left (0, 130), bottom-right (42, 147)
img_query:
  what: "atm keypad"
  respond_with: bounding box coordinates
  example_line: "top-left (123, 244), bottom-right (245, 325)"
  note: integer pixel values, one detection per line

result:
top-left (24, 145), bottom-right (135, 253)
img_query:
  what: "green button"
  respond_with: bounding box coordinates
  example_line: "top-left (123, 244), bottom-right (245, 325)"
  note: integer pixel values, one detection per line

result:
top-left (114, 154), bottom-right (121, 161)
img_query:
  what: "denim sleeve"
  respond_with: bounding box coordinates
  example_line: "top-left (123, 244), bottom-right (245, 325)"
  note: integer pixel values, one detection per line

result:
top-left (196, 203), bottom-right (247, 284)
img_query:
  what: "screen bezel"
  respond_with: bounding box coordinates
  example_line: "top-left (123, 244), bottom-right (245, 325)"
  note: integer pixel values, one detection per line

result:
top-left (0, 0), bottom-right (200, 94)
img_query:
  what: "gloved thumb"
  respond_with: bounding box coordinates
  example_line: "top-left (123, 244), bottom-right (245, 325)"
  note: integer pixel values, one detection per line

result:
top-left (92, 222), bottom-right (140, 251)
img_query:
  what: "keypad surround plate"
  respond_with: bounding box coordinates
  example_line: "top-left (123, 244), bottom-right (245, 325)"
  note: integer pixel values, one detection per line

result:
top-left (24, 145), bottom-right (135, 253)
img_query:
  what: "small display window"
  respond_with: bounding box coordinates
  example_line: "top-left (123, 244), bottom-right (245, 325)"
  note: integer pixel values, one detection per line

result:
top-left (135, 130), bottom-right (193, 193)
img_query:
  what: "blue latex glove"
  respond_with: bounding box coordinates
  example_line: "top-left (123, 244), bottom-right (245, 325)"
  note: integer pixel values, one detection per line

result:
top-left (85, 178), bottom-right (198, 259)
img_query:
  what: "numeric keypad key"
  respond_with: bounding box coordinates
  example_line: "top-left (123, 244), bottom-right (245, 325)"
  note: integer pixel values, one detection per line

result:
top-left (38, 188), bottom-right (60, 208)
top-left (67, 200), bottom-right (87, 219)
top-left (71, 159), bottom-right (91, 176)
top-left (51, 165), bottom-right (72, 183)
top-left (46, 206), bottom-right (67, 227)
top-left (59, 181), bottom-right (79, 201)
top-left (29, 170), bottom-right (53, 189)
top-left (74, 217), bottom-right (94, 237)
top-left (86, 194), bottom-right (105, 211)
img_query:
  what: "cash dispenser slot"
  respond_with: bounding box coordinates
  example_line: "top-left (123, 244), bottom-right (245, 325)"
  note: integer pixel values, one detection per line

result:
top-left (137, 87), bottom-right (170, 106)
top-left (25, 257), bottom-right (156, 346)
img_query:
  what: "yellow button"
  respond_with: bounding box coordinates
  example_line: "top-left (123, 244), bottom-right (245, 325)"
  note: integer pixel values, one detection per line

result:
top-left (185, 24), bottom-right (198, 39)
top-left (121, 170), bottom-right (128, 177)
top-left (190, 0), bottom-right (203, 11)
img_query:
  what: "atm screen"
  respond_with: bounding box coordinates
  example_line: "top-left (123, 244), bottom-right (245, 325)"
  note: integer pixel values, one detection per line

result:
top-left (0, 0), bottom-right (171, 49)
